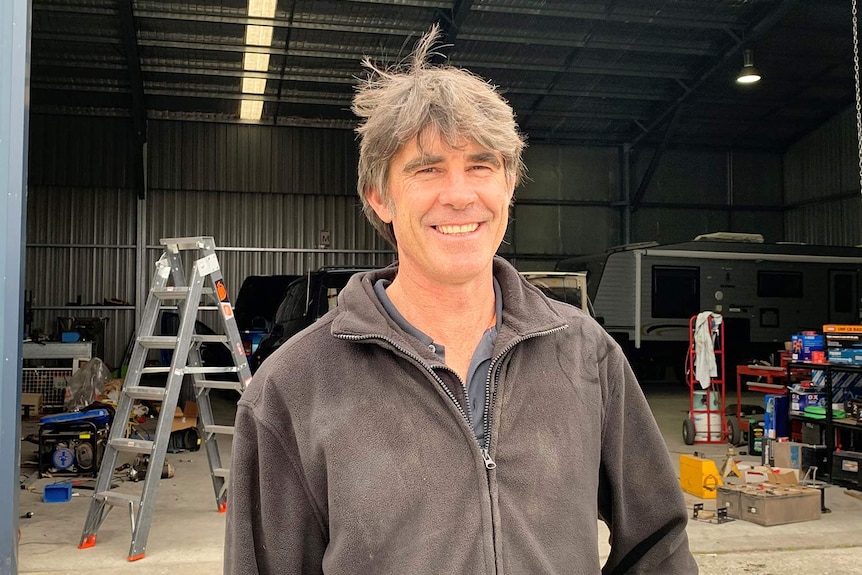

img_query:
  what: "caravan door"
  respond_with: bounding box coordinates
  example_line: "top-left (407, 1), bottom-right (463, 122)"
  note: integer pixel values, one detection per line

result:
top-left (828, 270), bottom-right (858, 325)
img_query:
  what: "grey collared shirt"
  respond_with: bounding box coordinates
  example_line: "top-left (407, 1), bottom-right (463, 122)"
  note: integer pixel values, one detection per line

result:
top-left (373, 279), bottom-right (502, 444)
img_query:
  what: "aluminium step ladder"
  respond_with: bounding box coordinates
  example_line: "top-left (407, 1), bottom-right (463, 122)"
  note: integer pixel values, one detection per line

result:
top-left (79, 236), bottom-right (252, 561)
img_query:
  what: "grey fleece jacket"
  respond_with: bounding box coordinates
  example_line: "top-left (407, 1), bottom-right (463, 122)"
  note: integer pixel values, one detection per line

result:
top-left (224, 257), bottom-right (697, 575)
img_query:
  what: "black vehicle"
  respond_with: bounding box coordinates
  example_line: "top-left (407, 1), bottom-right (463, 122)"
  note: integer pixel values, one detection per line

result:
top-left (250, 268), bottom-right (371, 372)
top-left (233, 274), bottom-right (299, 357)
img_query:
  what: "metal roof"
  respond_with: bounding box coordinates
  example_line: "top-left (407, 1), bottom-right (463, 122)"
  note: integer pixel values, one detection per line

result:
top-left (30, 0), bottom-right (856, 150)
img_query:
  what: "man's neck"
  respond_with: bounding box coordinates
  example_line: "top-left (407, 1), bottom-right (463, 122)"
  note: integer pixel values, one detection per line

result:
top-left (385, 265), bottom-right (497, 345)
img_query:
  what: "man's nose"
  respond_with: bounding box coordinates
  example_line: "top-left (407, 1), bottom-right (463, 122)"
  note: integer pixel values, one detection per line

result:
top-left (437, 170), bottom-right (478, 209)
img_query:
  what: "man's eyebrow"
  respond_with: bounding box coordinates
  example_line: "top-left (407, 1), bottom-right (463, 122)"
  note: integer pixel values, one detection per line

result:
top-left (402, 155), bottom-right (444, 173)
top-left (468, 152), bottom-right (502, 167)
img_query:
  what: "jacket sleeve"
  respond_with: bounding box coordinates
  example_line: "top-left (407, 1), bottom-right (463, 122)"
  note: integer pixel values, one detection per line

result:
top-left (224, 400), bottom-right (327, 575)
top-left (596, 340), bottom-right (699, 575)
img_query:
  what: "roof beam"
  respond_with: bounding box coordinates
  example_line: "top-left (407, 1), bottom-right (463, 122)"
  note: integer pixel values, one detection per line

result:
top-left (118, 0), bottom-right (147, 199)
top-left (433, 0), bottom-right (474, 62)
top-left (631, 0), bottom-right (801, 148)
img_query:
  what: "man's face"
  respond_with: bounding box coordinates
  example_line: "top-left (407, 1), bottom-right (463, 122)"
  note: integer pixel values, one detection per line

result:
top-left (367, 129), bottom-right (514, 286)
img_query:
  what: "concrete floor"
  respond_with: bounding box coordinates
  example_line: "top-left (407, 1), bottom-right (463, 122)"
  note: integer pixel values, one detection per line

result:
top-left (17, 385), bottom-right (862, 574)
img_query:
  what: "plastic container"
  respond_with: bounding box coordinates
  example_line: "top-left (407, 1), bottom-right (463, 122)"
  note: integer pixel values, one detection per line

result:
top-left (43, 482), bottom-right (72, 503)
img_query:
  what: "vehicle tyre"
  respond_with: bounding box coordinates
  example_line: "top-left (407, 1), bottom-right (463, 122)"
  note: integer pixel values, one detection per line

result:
top-left (682, 417), bottom-right (696, 445)
top-left (726, 416), bottom-right (741, 446)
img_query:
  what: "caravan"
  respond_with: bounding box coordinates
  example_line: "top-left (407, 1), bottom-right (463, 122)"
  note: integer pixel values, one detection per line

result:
top-left (557, 233), bottom-right (862, 380)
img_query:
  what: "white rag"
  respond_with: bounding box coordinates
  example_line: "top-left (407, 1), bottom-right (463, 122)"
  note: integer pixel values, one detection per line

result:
top-left (694, 311), bottom-right (723, 389)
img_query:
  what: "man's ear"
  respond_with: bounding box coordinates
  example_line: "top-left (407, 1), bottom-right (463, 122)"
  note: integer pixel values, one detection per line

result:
top-left (365, 186), bottom-right (393, 223)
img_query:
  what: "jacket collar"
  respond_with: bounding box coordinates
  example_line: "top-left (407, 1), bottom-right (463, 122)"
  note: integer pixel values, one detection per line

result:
top-left (331, 256), bottom-right (568, 344)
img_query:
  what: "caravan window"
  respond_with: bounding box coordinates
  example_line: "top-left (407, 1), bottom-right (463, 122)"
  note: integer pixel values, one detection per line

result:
top-left (757, 271), bottom-right (803, 298)
top-left (652, 266), bottom-right (700, 318)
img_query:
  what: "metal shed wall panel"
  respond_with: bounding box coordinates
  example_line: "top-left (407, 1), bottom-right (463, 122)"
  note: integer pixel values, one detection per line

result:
top-left (28, 115), bottom-right (137, 188)
top-left (27, 186), bottom-right (136, 245)
top-left (520, 145), bottom-right (619, 201)
top-left (149, 121), bottom-right (359, 195)
top-left (784, 105), bottom-right (861, 245)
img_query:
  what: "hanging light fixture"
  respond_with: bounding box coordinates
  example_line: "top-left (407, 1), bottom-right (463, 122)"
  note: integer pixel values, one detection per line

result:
top-left (736, 49), bottom-right (762, 85)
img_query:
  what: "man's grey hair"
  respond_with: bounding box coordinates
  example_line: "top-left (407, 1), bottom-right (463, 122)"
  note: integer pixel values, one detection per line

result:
top-left (352, 25), bottom-right (527, 246)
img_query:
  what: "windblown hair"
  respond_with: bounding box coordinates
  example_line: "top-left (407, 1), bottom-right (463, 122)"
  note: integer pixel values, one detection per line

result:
top-left (352, 25), bottom-right (527, 246)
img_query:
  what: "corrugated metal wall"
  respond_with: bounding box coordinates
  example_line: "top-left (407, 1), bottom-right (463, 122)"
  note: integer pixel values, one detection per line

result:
top-left (631, 148), bottom-right (785, 244)
top-left (25, 116), bottom-right (791, 366)
top-left (784, 105), bottom-right (862, 245)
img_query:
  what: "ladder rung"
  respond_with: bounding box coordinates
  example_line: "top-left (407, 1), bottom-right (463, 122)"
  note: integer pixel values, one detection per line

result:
top-left (124, 386), bottom-right (167, 401)
top-left (195, 379), bottom-right (242, 391)
top-left (109, 438), bottom-right (154, 454)
top-left (141, 367), bottom-right (170, 374)
top-left (138, 336), bottom-right (179, 349)
top-left (212, 468), bottom-right (230, 478)
top-left (96, 491), bottom-right (140, 507)
top-left (151, 287), bottom-right (214, 300)
top-left (160, 236), bottom-right (213, 250)
top-left (204, 424), bottom-right (235, 435)
top-left (138, 335), bottom-right (227, 349)
top-left (194, 335), bottom-right (229, 344)
top-left (185, 366), bottom-right (240, 374)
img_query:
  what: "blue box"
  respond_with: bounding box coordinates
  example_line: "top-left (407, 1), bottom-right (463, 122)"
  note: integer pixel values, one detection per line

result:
top-left (791, 333), bottom-right (824, 362)
top-left (43, 482), bottom-right (72, 503)
top-left (790, 390), bottom-right (827, 413)
top-left (827, 348), bottom-right (862, 365)
top-left (764, 394), bottom-right (789, 439)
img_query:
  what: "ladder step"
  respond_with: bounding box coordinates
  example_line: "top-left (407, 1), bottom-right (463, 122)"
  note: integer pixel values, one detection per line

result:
top-left (96, 491), bottom-right (141, 507)
top-left (109, 438), bottom-right (154, 454)
top-left (212, 468), bottom-right (230, 478)
top-left (138, 336), bottom-right (179, 349)
top-left (185, 366), bottom-right (240, 374)
top-left (142, 367), bottom-right (171, 374)
top-left (160, 236), bottom-right (213, 251)
top-left (195, 379), bottom-right (243, 391)
top-left (138, 335), bottom-right (229, 349)
top-left (124, 386), bottom-right (167, 401)
top-left (204, 424), bottom-right (235, 435)
top-left (141, 366), bottom-right (239, 375)
top-left (151, 287), bottom-right (214, 300)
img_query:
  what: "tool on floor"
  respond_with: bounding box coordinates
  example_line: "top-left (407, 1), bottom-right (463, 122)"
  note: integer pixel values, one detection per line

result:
top-left (691, 503), bottom-right (733, 524)
top-left (720, 445), bottom-right (742, 478)
top-left (78, 236), bottom-right (251, 561)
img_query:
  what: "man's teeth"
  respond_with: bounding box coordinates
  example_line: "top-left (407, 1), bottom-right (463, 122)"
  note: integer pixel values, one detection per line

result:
top-left (436, 223), bottom-right (479, 234)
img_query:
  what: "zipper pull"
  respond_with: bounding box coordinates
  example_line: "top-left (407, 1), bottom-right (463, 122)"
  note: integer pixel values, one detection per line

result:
top-left (481, 448), bottom-right (497, 470)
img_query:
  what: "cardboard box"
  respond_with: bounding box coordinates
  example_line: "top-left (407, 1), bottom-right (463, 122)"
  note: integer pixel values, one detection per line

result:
top-left (791, 333), bottom-right (824, 362)
top-left (790, 391), bottom-right (826, 413)
top-left (21, 392), bottom-right (42, 417)
top-left (826, 348), bottom-right (862, 365)
top-left (823, 324), bottom-right (862, 334)
top-left (739, 485), bottom-right (821, 526)
top-left (773, 442), bottom-right (805, 469)
top-left (171, 401), bottom-right (198, 432)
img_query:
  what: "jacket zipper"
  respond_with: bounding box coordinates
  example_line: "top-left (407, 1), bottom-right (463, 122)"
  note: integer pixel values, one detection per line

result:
top-left (481, 326), bottom-right (568, 458)
top-left (338, 325), bottom-right (567, 574)
top-left (335, 332), bottom-right (475, 446)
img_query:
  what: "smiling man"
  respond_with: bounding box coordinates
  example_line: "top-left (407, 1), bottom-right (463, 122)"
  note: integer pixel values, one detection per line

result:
top-left (225, 26), bottom-right (698, 575)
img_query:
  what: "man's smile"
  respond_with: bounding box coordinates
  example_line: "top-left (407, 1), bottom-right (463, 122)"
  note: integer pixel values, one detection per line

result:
top-left (434, 223), bottom-right (480, 235)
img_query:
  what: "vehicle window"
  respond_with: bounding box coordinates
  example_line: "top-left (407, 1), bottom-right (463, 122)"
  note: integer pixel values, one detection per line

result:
top-left (275, 279), bottom-right (309, 324)
top-left (757, 271), bottom-right (803, 298)
top-left (652, 265), bottom-right (700, 318)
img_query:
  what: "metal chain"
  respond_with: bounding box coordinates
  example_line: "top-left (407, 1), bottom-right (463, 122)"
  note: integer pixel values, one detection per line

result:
top-left (853, 0), bottom-right (862, 194)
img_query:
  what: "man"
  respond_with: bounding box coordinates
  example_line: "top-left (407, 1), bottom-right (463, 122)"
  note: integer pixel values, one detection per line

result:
top-left (225, 26), bottom-right (697, 575)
